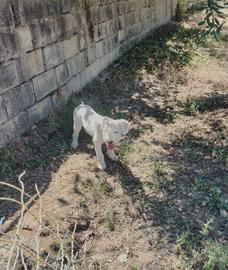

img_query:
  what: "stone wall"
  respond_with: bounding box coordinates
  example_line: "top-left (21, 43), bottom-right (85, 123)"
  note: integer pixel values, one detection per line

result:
top-left (0, 0), bottom-right (177, 148)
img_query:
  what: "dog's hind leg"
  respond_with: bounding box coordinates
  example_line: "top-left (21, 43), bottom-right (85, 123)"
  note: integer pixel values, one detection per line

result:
top-left (71, 115), bottom-right (82, 149)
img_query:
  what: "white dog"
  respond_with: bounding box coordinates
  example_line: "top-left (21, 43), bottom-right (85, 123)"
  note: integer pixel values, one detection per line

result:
top-left (71, 104), bottom-right (130, 170)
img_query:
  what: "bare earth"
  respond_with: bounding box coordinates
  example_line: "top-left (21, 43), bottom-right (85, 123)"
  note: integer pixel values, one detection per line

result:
top-left (0, 19), bottom-right (228, 270)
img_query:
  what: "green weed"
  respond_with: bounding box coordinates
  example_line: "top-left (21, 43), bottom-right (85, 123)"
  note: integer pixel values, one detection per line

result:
top-left (105, 210), bottom-right (116, 231)
top-left (85, 178), bottom-right (111, 197)
top-left (117, 139), bottom-right (133, 162)
top-left (182, 94), bottom-right (228, 115)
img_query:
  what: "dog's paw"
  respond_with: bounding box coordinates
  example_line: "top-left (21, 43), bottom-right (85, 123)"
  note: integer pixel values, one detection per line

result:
top-left (97, 162), bottom-right (106, 170)
top-left (109, 154), bottom-right (118, 161)
top-left (71, 141), bottom-right (78, 149)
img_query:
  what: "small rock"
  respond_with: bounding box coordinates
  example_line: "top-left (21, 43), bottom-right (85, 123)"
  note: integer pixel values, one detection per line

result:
top-left (117, 253), bottom-right (128, 263)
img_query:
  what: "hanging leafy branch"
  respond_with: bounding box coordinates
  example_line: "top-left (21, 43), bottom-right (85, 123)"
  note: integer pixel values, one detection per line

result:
top-left (199, 0), bottom-right (228, 39)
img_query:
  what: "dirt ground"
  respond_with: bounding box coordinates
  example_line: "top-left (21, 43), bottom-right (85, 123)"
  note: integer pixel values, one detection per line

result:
top-left (0, 17), bottom-right (228, 270)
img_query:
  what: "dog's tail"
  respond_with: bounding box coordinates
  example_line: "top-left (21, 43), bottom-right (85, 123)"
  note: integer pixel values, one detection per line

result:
top-left (81, 101), bottom-right (85, 105)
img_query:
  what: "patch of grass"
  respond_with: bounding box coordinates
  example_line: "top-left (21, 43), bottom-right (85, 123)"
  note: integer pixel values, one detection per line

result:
top-left (211, 145), bottom-right (228, 165)
top-left (85, 178), bottom-right (111, 197)
top-left (191, 170), bottom-right (227, 214)
top-left (117, 139), bottom-right (133, 162)
top-left (178, 241), bottom-right (228, 270)
top-left (55, 106), bottom-right (74, 142)
top-left (176, 230), bottom-right (202, 256)
top-left (105, 210), bottom-right (117, 231)
top-left (130, 266), bottom-right (139, 270)
top-left (0, 108), bottom-right (76, 181)
top-left (155, 176), bottom-right (171, 191)
top-left (203, 242), bottom-right (228, 270)
top-left (0, 149), bottom-right (18, 178)
top-left (182, 94), bottom-right (228, 116)
top-left (154, 160), bottom-right (168, 176)
top-left (117, 25), bottom-right (208, 78)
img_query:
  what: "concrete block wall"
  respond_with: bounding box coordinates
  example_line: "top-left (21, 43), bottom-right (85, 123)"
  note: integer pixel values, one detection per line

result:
top-left (0, 0), bottom-right (177, 148)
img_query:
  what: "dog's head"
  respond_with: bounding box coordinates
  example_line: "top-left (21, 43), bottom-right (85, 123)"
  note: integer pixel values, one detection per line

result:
top-left (102, 118), bottom-right (131, 145)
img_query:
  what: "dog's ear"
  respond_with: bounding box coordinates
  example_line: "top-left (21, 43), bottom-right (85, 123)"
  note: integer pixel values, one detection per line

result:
top-left (118, 119), bottom-right (131, 135)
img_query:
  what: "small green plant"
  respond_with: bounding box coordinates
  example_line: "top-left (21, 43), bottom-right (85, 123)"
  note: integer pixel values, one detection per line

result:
top-left (176, 230), bottom-right (201, 254)
top-left (85, 178), bottom-right (111, 197)
top-left (177, 240), bottom-right (228, 270)
top-left (156, 176), bottom-right (170, 190)
top-left (182, 94), bottom-right (228, 115)
top-left (130, 266), bottom-right (139, 270)
top-left (200, 218), bottom-right (214, 237)
top-left (183, 98), bottom-right (201, 115)
top-left (154, 160), bottom-right (167, 176)
top-left (193, 177), bottom-right (208, 192)
top-left (203, 242), bottom-right (228, 270)
top-left (105, 210), bottom-right (116, 231)
top-left (117, 139), bottom-right (133, 161)
top-left (201, 187), bottom-right (222, 208)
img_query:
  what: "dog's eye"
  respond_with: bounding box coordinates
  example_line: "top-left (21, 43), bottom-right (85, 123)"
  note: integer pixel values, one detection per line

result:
top-left (115, 131), bottom-right (119, 134)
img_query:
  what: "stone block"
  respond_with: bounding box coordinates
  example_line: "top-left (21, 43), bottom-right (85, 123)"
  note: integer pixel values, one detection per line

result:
top-left (79, 67), bottom-right (92, 89)
top-left (55, 63), bottom-right (70, 86)
top-left (3, 81), bottom-right (35, 119)
top-left (0, 112), bottom-right (29, 148)
top-left (14, 26), bottom-right (33, 53)
top-left (103, 36), bottom-right (114, 54)
top-left (66, 74), bottom-right (81, 94)
top-left (94, 22), bottom-right (108, 41)
top-left (0, 60), bottom-right (19, 94)
top-left (78, 29), bottom-right (87, 51)
top-left (119, 40), bottom-right (128, 55)
top-left (61, 0), bottom-right (84, 13)
top-left (0, 95), bottom-right (8, 125)
top-left (13, 112), bottom-right (30, 136)
top-left (62, 0), bottom-right (77, 13)
top-left (33, 70), bottom-right (57, 101)
top-left (107, 19), bottom-right (118, 36)
top-left (91, 6), bottom-right (102, 24)
top-left (67, 51), bottom-right (86, 77)
top-left (0, 30), bottom-right (17, 62)
top-left (43, 42), bottom-right (64, 69)
top-left (0, 120), bottom-right (16, 149)
top-left (63, 35), bottom-right (80, 59)
top-left (19, 49), bottom-right (44, 82)
top-left (0, 0), bottom-right (13, 27)
top-left (30, 18), bottom-right (63, 49)
top-left (51, 89), bottom-right (65, 111)
top-left (28, 96), bottom-right (53, 123)
top-left (88, 59), bottom-right (103, 81)
top-left (117, 15), bottom-right (125, 30)
top-left (118, 30), bottom-right (125, 43)
top-left (52, 76), bottom-right (80, 110)
top-left (96, 41), bottom-right (104, 58)
top-left (74, 9), bottom-right (86, 28)
top-left (86, 46), bottom-right (96, 65)
top-left (62, 13), bottom-right (79, 37)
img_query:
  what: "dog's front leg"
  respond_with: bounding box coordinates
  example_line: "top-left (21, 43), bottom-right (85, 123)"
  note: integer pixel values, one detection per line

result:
top-left (93, 139), bottom-right (106, 170)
